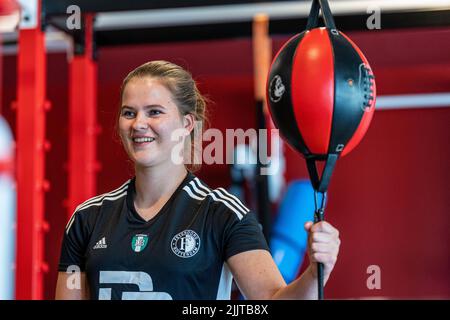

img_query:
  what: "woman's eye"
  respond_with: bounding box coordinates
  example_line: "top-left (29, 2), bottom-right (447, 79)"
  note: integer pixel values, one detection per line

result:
top-left (122, 110), bottom-right (135, 118)
top-left (148, 110), bottom-right (162, 116)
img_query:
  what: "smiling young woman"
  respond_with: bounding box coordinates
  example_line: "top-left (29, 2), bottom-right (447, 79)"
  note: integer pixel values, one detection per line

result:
top-left (55, 60), bottom-right (340, 300)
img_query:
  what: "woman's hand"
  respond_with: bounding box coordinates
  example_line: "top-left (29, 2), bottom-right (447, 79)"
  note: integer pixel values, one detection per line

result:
top-left (304, 221), bottom-right (341, 283)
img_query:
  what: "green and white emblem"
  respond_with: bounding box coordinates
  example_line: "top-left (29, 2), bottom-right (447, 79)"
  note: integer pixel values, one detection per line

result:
top-left (131, 234), bottom-right (149, 252)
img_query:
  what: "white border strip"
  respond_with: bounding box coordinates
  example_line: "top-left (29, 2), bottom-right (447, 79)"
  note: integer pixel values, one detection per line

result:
top-left (376, 93), bottom-right (450, 110)
top-left (3, 1), bottom-right (450, 54)
top-left (95, 0), bottom-right (450, 30)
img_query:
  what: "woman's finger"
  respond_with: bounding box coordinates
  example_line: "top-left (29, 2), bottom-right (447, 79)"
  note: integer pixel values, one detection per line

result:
top-left (309, 232), bottom-right (334, 244)
top-left (304, 221), bottom-right (314, 231)
top-left (311, 252), bottom-right (338, 265)
top-left (311, 221), bottom-right (339, 237)
top-left (310, 242), bottom-right (339, 254)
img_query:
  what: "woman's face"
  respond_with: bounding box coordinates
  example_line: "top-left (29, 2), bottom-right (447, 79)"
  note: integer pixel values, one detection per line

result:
top-left (119, 77), bottom-right (192, 169)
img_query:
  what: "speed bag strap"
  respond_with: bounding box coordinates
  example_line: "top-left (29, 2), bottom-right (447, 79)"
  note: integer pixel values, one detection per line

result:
top-left (306, 0), bottom-right (337, 31)
top-left (306, 154), bottom-right (338, 193)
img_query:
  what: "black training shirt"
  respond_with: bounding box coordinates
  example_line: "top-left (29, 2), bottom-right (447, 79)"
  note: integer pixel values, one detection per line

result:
top-left (58, 172), bottom-right (269, 300)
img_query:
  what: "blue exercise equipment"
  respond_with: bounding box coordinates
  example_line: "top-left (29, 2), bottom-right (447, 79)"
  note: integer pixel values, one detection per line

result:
top-left (270, 179), bottom-right (324, 283)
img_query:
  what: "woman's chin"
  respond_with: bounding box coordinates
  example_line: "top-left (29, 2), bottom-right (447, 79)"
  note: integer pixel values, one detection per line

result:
top-left (132, 156), bottom-right (156, 169)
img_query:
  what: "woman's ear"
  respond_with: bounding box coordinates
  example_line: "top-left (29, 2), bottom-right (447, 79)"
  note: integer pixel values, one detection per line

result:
top-left (183, 113), bottom-right (195, 136)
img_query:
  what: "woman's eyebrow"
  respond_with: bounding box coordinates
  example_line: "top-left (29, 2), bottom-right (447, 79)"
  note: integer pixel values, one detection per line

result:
top-left (121, 104), bottom-right (165, 110)
top-left (144, 104), bottom-right (166, 109)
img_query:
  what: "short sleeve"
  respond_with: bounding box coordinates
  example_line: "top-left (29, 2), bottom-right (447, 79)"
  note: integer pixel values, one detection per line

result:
top-left (58, 211), bottom-right (89, 272)
top-left (222, 210), bottom-right (270, 261)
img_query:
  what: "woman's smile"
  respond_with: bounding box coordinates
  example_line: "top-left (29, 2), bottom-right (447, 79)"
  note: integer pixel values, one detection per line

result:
top-left (131, 135), bottom-right (156, 148)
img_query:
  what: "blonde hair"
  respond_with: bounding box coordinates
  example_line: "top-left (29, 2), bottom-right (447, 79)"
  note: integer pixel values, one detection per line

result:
top-left (118, 60), bottom-right (208, 172)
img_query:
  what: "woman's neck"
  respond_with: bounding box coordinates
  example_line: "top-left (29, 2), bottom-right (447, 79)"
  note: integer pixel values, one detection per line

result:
top-left (134, 164), bottom-right (188, 208)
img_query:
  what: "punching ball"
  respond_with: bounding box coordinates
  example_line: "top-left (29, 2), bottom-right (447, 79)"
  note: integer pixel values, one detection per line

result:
top-left (267, 0), bottom-right (376, 299)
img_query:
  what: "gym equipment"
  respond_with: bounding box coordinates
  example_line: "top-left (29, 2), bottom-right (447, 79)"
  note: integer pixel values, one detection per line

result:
top-left (270, 180), bottom-right (321, 283)
top-left (267, 0), bottom-right (376, 299)
top-left (253, 14), bottom-right (272, 239)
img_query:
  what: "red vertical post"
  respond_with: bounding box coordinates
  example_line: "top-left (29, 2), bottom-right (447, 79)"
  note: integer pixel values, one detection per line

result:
top-left (67, 14), bottom-right (98, 219)
top-left (15, 0), bottom-right (48, 299)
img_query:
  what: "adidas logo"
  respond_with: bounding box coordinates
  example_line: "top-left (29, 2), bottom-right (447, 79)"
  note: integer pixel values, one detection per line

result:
top-left (93, 237), bottom-right (107, 249)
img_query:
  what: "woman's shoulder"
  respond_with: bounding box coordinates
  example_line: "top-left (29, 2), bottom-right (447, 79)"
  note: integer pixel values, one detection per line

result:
top-left (65, 179), bottom-right (131, 234)
top-left (182, 175), bottom-right (250, 222)
top-left (71, 179), bottom-right (131, 217)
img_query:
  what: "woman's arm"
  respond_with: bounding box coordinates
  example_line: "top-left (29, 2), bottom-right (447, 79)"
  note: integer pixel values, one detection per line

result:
top-left (55, 271), bottom-right (90, 300)
top-left (227, 221), bottom-right (340, 300)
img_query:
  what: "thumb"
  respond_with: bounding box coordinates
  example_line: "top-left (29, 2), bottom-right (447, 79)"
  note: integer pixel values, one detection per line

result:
top-left (304, 221), bottom-right (314, 232)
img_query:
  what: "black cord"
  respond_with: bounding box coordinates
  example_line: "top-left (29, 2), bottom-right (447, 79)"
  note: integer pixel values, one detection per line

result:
top-left (314, 191), bottom-right (327, 300)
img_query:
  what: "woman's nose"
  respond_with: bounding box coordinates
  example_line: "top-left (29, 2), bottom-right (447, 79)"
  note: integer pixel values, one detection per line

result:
top-left (132, 113), bottom-right (149, 131)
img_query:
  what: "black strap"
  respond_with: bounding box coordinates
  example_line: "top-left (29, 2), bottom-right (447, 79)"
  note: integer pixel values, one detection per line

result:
top-left (309, 159), bottom-right (332, 300)
top-left (314, 204), bottom-right (325, 300)
top-left (306, 153), bottom-right (338, 193)
top-left (306, 0), bottom-right (337, 31)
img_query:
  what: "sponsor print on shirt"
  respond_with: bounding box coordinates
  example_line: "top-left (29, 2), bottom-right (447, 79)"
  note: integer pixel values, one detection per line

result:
top-left (131, 234), bottom-right (149, 252)
top-left (93, 237), bottom-right (107, 249)
top-left (99, 271), bottom-right (172, 300)
top-left (171, 230), bottom-right (200, 258)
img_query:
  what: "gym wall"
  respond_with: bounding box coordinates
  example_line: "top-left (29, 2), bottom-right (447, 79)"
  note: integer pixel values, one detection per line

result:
top-left (2, 26), bottom-right (449, 299)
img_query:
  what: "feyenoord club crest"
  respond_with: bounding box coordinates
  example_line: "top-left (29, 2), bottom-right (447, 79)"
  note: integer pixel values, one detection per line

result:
top-left (171, 230), bottom-right (200, 258)
top-left (131, 234), bottom-right (149, 252)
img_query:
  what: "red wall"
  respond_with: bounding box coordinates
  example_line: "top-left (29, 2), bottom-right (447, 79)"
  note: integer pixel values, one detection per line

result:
top-left (2, 26), bottom-right (449, 299)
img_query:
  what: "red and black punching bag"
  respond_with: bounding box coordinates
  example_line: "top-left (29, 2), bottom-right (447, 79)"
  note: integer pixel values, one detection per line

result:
top-left (266, 0), bottom-right (376, 299)
top-left (267, 0), bottom-right (376, 193)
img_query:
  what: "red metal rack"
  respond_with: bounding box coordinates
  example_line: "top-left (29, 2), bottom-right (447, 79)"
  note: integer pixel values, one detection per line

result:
top-left (15, 0), bottom-right (48, 300)
top-left (15, 2), bottom-right (98, 299)
top-left (67, 14), bottom-right (99, 218)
